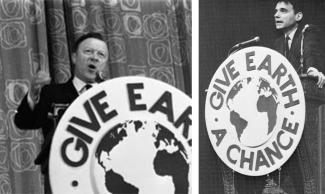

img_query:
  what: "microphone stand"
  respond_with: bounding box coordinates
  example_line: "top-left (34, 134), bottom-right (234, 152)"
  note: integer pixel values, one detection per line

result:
top-left (96, 71), bottom-right (105, 83)
top-left (228, 46), bottom-right (242, 56)
top-left (298, 25), bottom-right (309, 78)
top-left (298, 34), bottom-right (308, 78)
top-left (228, 37), bottom-right (260, 56)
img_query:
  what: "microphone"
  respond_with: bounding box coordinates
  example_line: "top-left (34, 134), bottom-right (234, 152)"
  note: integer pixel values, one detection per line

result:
top-left (228, 36), bottom-right (260, 56)
top-left (96, 71), bottom-right (105, 83)
top-left (233, 36), bottom-right (260, 48)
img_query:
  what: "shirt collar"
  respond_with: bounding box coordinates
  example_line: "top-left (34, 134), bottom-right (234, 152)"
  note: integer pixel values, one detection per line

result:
top-left (285, 26), bottom-right (298, 41)
top-left (72, 76), bottom-right (97, 94)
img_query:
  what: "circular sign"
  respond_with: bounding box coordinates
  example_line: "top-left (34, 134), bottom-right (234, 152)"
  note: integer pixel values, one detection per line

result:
top-left (205, 46), bottom-right (305, 176)
top-left (50, 76), bottom-right (192, 193)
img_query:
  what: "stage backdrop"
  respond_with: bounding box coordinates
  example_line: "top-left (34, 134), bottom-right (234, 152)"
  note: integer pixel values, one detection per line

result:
top-left (0, 0), bottom-right (191, 193)
top-left (200, 0), bottom-right (325, 193)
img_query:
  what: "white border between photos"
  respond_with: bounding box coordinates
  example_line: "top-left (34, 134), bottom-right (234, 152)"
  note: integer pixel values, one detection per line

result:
top-left (192, 0), bottom-right (198, 193)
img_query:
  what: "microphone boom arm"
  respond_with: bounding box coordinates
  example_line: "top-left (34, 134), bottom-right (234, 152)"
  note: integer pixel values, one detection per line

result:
top-left (299, 24), bottom-right (309, 76)
top-left (228, 36), bottom-right (260, 56)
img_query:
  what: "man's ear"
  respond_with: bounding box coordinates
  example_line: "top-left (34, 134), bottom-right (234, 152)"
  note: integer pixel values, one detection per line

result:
top-left (295, 12), bottom-right (303, 22)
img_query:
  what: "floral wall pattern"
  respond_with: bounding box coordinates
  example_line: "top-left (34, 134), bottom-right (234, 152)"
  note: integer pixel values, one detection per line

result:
top-left (0, 0), bottom-right (191, 193)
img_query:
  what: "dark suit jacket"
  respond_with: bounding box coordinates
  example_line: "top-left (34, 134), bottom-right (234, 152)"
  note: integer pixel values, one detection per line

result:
top-left (14, 79), bottom-right (79, 173)
top-left (273, 24), bottom-right (325, 74)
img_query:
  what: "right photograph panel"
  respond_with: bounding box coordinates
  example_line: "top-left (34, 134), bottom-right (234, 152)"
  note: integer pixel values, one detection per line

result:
top-left (199, 0), bottom-right (325, 193)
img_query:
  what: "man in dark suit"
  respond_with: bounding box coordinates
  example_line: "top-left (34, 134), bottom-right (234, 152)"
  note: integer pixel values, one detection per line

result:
top-left (235, 1), bottom-right (325, 193)
top-left (14, 32), bottom-right (109, 194)
top-left (272, 0), bottom-right (324, 193)
top-left (273, 0), bottom-right (325, 88)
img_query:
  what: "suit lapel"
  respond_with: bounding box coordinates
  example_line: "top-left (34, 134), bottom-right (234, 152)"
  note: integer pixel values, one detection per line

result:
top-left (276, 35), bottom-right (286, 56)
top-left (288, 27), bottom-right (304, 70)
top-left (288, 26), bottom-right (302, 58)
top-left (64, 79), bottom-right (79, 102)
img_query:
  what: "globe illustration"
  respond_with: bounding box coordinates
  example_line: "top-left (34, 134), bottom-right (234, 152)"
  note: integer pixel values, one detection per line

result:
top-left (95, 120), bottom-right (190, 194)
top-left (226, 77), bottom-right (279, 147)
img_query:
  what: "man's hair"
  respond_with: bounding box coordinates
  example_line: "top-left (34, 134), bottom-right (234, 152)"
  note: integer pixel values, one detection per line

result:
top-left (275, 0), bottom-right (304, 13)
top-left (73, 32), bottom-right (106, 52)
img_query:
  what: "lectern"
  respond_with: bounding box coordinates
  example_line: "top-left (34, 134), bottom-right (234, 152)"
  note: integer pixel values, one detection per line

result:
top-left (299, 77), bottom-right (325, 194)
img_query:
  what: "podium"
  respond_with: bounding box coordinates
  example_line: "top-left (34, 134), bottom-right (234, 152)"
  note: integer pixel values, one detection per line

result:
top-left (219, 77), bottom-right (325, 194)
top-left (298, 77), bottom-right (325, 194)
top-left (49, 77), bottom-right (192, 193)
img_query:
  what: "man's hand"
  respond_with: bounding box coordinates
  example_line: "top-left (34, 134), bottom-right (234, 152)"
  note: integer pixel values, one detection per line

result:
top-left (307, 67), bottom-right (325, 88)
top-left (29, 71), bottom-right (51, 102)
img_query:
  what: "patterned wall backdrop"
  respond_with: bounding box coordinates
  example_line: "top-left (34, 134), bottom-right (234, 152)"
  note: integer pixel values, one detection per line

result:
top-left (0, 0), bottom-right (191, 193)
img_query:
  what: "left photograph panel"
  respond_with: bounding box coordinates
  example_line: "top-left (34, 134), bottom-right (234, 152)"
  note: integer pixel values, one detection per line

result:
top-left (0, 0), bottom-right (192, 193)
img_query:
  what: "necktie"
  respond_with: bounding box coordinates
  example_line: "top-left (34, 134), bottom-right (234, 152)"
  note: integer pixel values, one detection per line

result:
top-left (80, 84), bottom-right (92, 94)
top-left (284, 36), bottom-right (290, 57)
top-left (85, 84), bottom-right (92, 90)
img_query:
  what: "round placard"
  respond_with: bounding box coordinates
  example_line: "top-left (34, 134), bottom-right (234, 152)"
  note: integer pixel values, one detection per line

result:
top-left (50, 76), bottom-right (192, 193)
top-left (205, 46), bottom-right (305, 176)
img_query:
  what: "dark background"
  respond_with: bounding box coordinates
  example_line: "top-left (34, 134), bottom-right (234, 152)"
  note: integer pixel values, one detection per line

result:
top-left (199, 0), bottom-right (325, 193)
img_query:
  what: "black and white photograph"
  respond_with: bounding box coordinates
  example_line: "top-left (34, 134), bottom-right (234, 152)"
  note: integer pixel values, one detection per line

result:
top-left (200, 0), bottom-right (325, 193)
top-left (0, 0), bottom-right (192, 193)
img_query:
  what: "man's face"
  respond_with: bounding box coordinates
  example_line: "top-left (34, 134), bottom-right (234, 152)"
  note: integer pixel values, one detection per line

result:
top-left (274, 2), bottom-right (302, 32)
top-left (72, 38), bottom-right (108, 83)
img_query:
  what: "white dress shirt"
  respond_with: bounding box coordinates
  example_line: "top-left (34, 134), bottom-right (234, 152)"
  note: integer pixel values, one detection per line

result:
top-left (285, 26), bottom-right (298, 49)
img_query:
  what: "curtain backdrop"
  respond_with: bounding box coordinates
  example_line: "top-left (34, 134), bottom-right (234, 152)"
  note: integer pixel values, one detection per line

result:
top-left (0, 0), bottom-right (191, 193)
